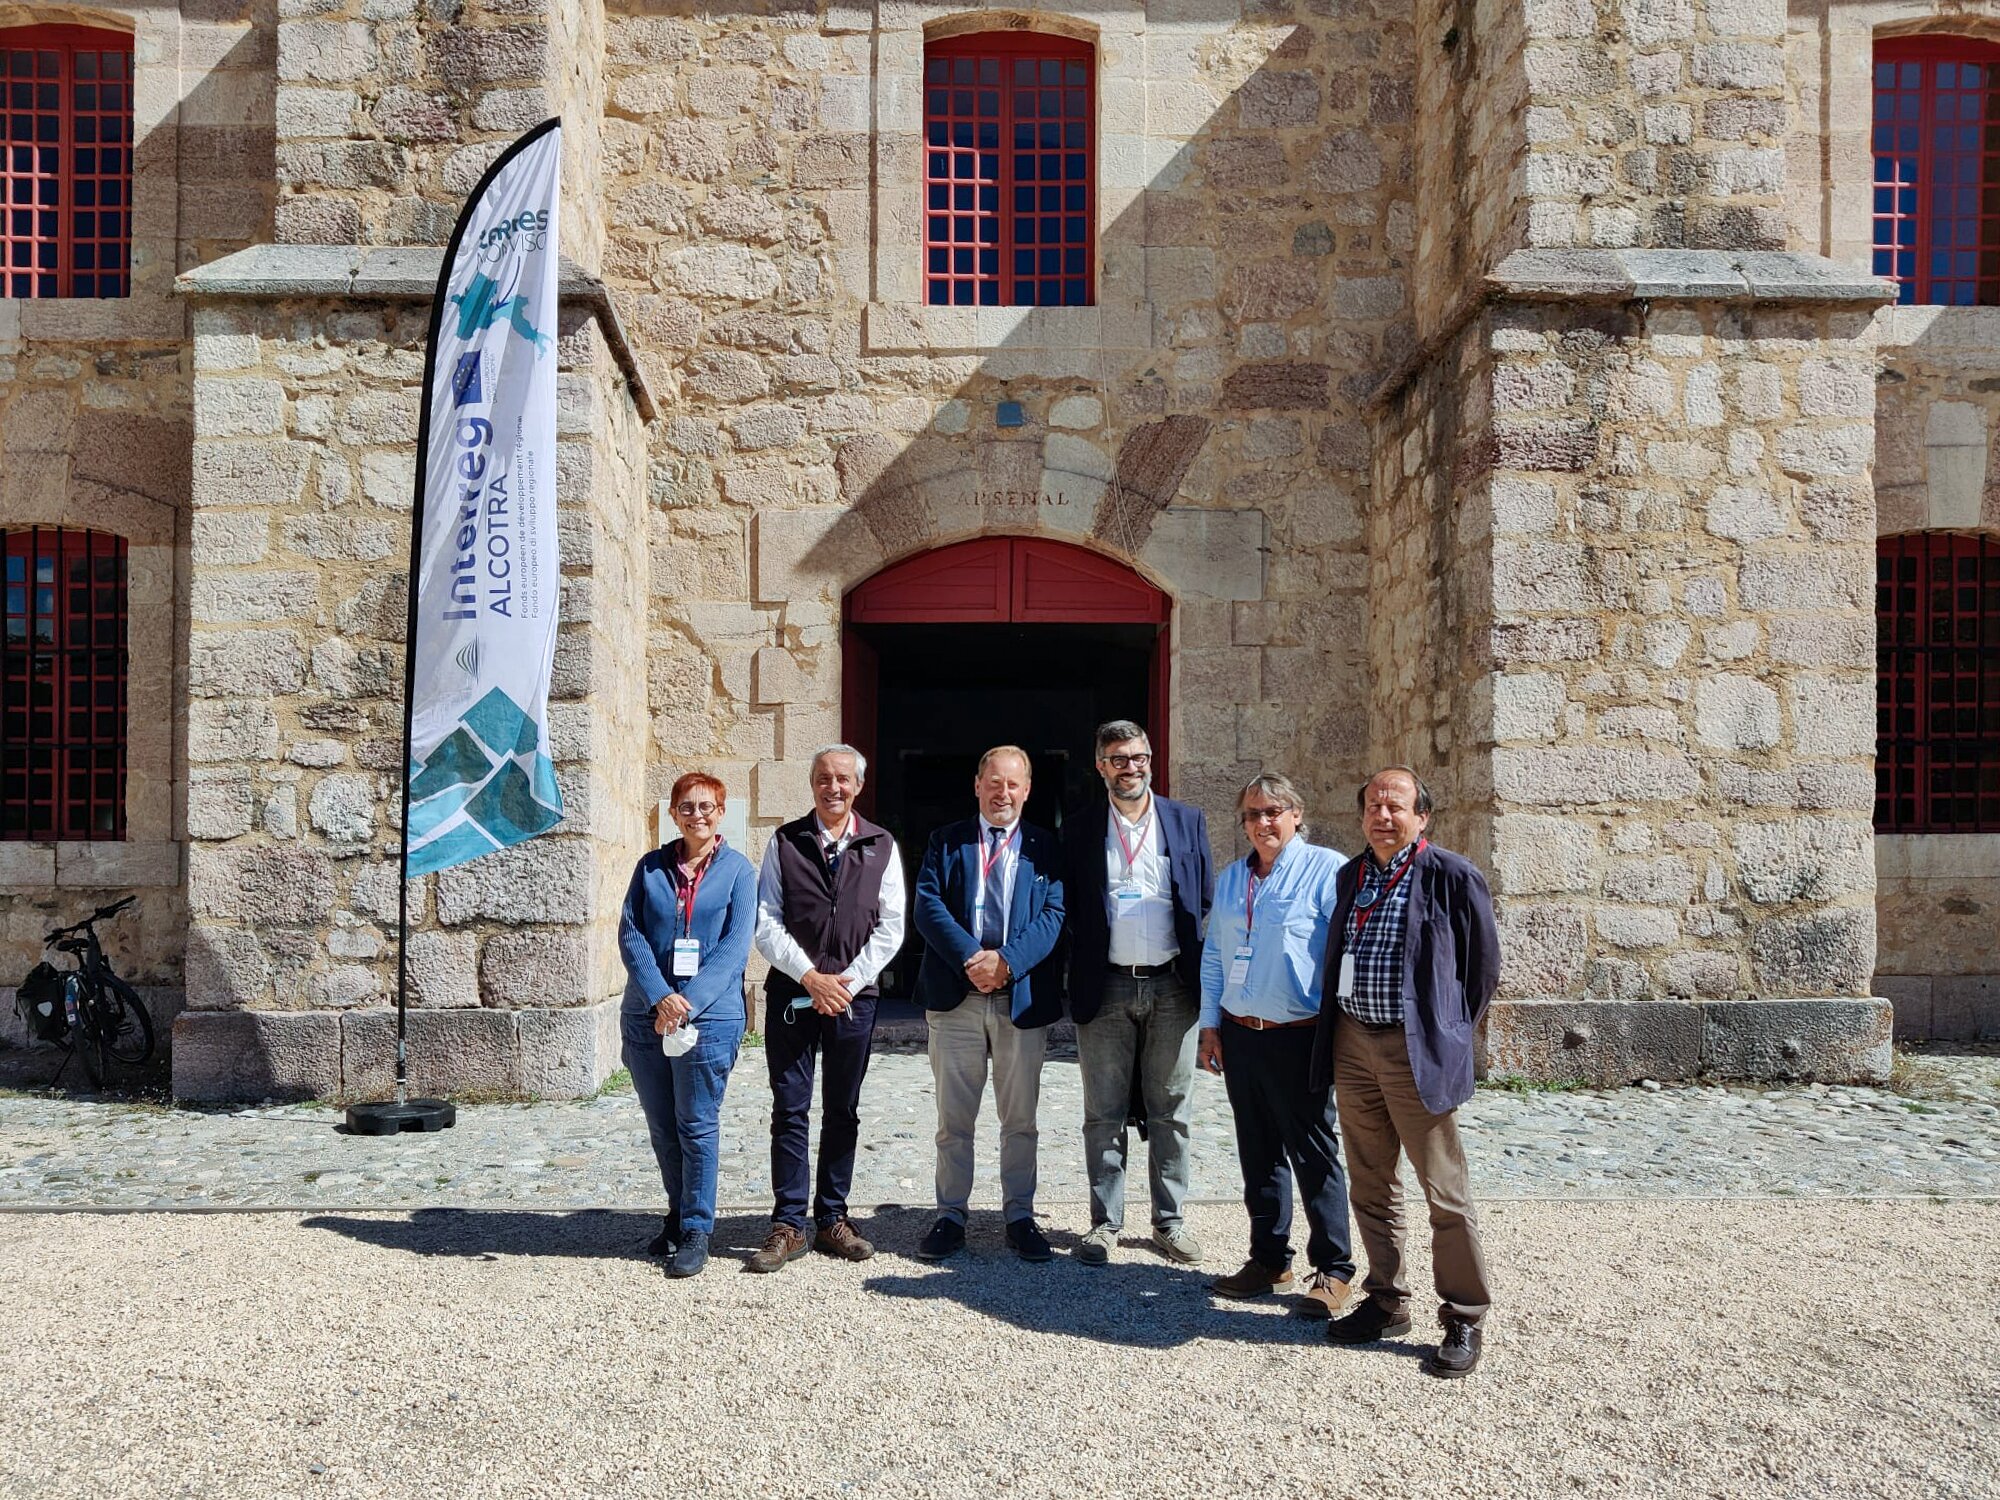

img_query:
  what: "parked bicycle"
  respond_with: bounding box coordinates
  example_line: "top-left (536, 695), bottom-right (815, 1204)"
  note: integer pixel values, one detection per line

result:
top-left (13, 896), bottom-right (155, 1088)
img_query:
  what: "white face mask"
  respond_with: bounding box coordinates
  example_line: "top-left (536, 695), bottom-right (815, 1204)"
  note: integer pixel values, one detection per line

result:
top-left (662, 1022), bottom-right (699, 1059)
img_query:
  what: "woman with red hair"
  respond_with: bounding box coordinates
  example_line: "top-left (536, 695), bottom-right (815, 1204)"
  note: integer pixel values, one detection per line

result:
top-left (619, 770), bottom-right (758, 1278)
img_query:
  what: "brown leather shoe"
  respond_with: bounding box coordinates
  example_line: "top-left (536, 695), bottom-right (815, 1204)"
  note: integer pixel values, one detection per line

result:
top-left (813, 1219), bottom-right (875, 1262)
top-left (746, 1222), bottom-right (810, 1274)
top-left (1210, 1258), bottom-right (1295, 1299)
top-left (1291, 1270), bottom-right (1355, 1319)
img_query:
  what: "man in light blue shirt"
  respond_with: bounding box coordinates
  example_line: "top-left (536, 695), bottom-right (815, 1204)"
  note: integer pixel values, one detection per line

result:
top-left (1198, 772), bottom-right (1356, 1317)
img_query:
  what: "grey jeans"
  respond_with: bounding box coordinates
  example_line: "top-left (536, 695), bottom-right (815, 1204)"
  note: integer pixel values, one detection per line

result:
top-left (1074, 970), bottom-right (1198, 1232)
top-left (927, 991), bottom-right (1050, 1224)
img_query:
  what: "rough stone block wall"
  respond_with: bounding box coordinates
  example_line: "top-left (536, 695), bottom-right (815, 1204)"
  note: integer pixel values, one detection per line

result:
top-left (1477, 298), bottom-right (1881, 1012)
top-left (1516, 0), bottom-right (1793, 252)
top-left (177, 293), bottom-right (646, 1096)
top-left (0, 2), bottom-right (276, 1007)
top-left (599, 0), bottom-right (1418, 863)
top-left (272, 0), bottom-right (606, 257)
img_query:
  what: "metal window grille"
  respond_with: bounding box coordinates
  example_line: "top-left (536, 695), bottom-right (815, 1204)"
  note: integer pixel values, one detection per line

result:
top-left (1876, 532), bottom-right (2000, 832)
top-left (923, 33), bottom-right (1094, 309)
top-left (0, 25), bottom-right (134, 299)
top-left (1, 527), bottom-right (128, 840)
top-left (1872, 38), bottom-right (2000, 307)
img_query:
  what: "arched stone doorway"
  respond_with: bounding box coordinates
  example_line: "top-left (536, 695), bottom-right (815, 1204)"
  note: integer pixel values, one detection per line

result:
top-left (842, 537), bottom-right (1171, 994)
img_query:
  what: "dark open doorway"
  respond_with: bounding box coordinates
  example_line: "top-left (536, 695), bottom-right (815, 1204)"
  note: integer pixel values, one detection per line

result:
top-left (841, 538), bottom-right (1172, 1000)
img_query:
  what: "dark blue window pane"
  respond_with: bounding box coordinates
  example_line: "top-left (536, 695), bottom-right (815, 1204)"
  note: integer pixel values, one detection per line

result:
top-left (1018, 219), bottom-right (1035, 244)
top-left (980, 279), bottom-right (998, 305)
top-left (1017, 154), bottom-right (1035, 180)
top-left (954, 279), bottom-right (973, 305)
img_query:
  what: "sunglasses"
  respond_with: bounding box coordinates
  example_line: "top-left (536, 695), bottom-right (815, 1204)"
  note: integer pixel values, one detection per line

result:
top-left (675, 801), bottom-right (721, 819)
top-left (1240, 805), bottom-right (1293, 824)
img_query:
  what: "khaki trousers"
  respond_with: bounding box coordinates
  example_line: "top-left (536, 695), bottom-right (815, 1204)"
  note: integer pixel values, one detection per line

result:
top-left (927, 992), bottom-right (1049, 1224)
top-left (1333, 1014), bottom-right (1492, 1327)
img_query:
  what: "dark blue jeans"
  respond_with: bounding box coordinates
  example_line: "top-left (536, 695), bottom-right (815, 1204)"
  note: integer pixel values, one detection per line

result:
top-left (766, 994), bottom-right (877, 1229)
top-left (623, 1009), bottom-right (744, 1236)
top-left (1219, 1016), bottom-right (1356, 1279)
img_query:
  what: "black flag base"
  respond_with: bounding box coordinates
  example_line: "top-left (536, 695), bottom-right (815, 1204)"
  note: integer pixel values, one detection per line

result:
top-left (345, 1098), bottom-right (457, 1134)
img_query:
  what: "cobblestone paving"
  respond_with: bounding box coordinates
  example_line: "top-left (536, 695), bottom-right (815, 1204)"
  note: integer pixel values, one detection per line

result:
top-left (2, 1045), bottom-right (1995, 1211)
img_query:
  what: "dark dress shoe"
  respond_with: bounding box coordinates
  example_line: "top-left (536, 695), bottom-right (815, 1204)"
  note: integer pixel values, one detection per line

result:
top-left (667, 1229), bottom-right (710, 1278)
top-left (1328, 1298), bottom-right (1414, 1344)
top-left (915, 1217), bottom-right (966, 1261)
top-left (1005, 1217), bottom-right (1052, 1262)
top-left (646, 1216), bottom-right (681, 1258)
top-left (1423, 1319), bottom-right (1482, 1378)
top-left (746, 1223), bottom-right (811, 1273)
top-left (814, 1219), bottom-right (875, 1262)
top-left (1210, 1258), bottom-right (1294, 1299)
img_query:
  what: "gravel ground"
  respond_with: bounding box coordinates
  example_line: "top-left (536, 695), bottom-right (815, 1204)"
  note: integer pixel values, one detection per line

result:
top-left (1, 1201), bottom-right (1994, 1500)
top-left (2, 1046), bottom-right (1996, 1209)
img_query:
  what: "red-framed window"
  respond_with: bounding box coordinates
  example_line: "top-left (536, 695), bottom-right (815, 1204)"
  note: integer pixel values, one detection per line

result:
top-left (1872, 37), bottom-right (2000, 306)
top-left (1877, 533), bottom-right (2000, 832)
top-left (923, 32), bottom-right (1094, 308)
top-left (2, 527), bottom-right (128, 840)
top-left (1, 25), bottom-right (134, 299)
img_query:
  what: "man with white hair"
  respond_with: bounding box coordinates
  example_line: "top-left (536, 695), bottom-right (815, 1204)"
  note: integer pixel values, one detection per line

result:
top-left (748, 744), bottom-right (906, 1271)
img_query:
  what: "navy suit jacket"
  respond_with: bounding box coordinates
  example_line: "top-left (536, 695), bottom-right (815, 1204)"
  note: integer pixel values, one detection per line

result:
top-left (1307, 842), bottom-right (1502, 1115)
top-left (913, 817), bottom-right (1067, 1027)
top-left (1062, 794), bottom-right (1213, 1024)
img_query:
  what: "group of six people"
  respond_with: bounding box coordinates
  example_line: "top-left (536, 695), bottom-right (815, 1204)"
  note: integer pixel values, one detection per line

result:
top-left (617, 721), bottom-right (1501, 1379)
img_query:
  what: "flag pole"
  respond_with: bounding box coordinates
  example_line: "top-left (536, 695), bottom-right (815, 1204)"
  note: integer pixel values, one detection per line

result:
top-left (345, 117), bottom-right (563, 1136)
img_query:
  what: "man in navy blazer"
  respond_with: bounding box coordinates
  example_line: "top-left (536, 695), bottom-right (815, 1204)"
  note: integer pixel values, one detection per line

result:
top-left (1062, 719), bottom-right (1213, 1267)
top-left (1309, 766), bottom-right (1500, 1379)
top-left (911, 745), bottom-right (1066, 1262)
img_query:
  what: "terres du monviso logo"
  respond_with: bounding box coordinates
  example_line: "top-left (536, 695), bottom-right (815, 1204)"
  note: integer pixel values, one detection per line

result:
top-left (448, 269), bottom-right (552, 355)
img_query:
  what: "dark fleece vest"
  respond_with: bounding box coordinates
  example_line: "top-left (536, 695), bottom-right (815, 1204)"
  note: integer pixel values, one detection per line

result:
top-left (763, 812), bottom-right (894, 1004)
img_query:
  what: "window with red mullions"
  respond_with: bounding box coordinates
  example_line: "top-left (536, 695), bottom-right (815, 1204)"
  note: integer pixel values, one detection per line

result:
top-left (2, 527), bottom-right (128, 841)
top-left (1876, 533), bottom-right (2000, 833)
top-left (924, 33), bottom-right (1093, 309)
top-left (1, 25), bottom-right (134, 299)
top-left (1872, 37), bottom-right (2000, 306)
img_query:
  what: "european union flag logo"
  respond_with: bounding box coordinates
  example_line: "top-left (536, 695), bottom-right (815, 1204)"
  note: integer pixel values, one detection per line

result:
top-left (451, 351), bottom-right (484, 407)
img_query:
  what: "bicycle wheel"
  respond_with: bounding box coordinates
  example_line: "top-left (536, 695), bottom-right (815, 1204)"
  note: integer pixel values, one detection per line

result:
top-left (99, 975), bottom-right (156, 1066)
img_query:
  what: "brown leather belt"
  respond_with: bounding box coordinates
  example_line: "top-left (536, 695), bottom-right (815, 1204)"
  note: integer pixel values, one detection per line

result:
top-left (1223, 1011), bottom-right (1318, 1031)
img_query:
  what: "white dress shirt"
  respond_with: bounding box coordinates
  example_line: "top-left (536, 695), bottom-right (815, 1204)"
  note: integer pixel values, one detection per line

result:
top-left (971, 815), bottom-right (1021, 946)
top-left (1104, 796), bottom-right (1178, 967)
top-left (753, 814), bottom-right (907, 990)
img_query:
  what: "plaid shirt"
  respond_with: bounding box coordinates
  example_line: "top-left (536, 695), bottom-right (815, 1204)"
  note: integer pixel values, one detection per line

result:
top-left (1338, 840), bottom-right (1421, 1025)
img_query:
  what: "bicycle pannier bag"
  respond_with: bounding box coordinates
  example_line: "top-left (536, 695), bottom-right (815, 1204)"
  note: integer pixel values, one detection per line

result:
top-left (15, 963), bottom-right (68, 1043)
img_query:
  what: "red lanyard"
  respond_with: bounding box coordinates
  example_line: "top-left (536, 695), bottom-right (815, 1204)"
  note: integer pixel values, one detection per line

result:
top-left (979, 826), bottom-right (1016, 883)
top-left (1111, 807), bottom-right (1152, 877)
top-left (673, 841), bottom-right (721, 937)
top-left (1350, 840), bottom-right (1425, 943)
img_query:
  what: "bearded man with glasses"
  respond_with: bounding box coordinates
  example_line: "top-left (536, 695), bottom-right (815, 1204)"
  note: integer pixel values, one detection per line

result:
top-left (1061, 720), bottom-right (1213, 1267)
top-left (1197, 773), bottom-right (1357, 1318)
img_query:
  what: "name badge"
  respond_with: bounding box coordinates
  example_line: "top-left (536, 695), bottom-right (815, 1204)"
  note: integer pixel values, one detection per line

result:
top-left (1113, 885), bottom-right (1143, 917)
top-left (1336, 953), bottom-right (1356, 998)
top-left (672, 937), bottom-right (700, 978)
top-left (1227, 945), bottom-right (1252, 988)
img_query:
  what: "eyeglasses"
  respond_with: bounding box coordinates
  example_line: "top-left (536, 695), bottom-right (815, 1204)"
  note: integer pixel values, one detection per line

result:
top-left (1240, 805), bottom-right (1292, 824)
top-left (1103, 753), bottom-right (1151, 770)
top-left (675, 801), bottom-right (720, 819)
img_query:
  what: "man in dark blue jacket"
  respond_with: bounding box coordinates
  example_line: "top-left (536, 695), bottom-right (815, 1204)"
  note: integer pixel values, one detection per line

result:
top-left (911, 745), bottom-right (1066, 1262)
top-left (1062, 719), bottom-right (1213, 1267)
top-left (1310, 766), bottom-right (1500, 1379)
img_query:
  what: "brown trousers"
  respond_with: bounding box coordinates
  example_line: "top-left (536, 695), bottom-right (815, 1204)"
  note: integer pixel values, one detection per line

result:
top-left (1332, 1014), bottom-right (1493, 1327)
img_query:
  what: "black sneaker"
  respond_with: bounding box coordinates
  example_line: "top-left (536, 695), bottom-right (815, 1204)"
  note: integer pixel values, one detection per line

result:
top-left (1005, 1217), bottom-right (1052, 1262)
top-left (915, 1216), bottom-right (966, 1261)
top-left (646, 1216), bottom-right (680, 1258)
top-left (1423, 1319), bottom-right (1482, 1378)
top-left (666, 1228), bottom-right (710, 1278)
top-left (1328, 1298), bottom-right (1413, 1344)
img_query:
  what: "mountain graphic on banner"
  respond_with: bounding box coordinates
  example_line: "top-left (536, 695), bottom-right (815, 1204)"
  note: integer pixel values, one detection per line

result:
top-left (406, 686), bottom-right (563, 876)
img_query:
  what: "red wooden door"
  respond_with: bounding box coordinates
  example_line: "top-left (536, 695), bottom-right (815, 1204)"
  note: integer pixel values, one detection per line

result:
top-left (843, 538), bottom-right (1172, 797)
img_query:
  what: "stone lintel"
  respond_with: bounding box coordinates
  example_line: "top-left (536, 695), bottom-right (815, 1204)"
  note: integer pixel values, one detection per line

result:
top-left (176, 246), bottom-right (657, 424)
top-left (170, 998), bottom-right (625, 1104)
top-left (1484, 997), bottom-right (1894, 1088)
top-left (1488, 249), bottom-right (1895, 306)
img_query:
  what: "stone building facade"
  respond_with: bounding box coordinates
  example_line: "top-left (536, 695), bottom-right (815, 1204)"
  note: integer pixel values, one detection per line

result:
top-left (1, 0), bottom-right (1994, 1100)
